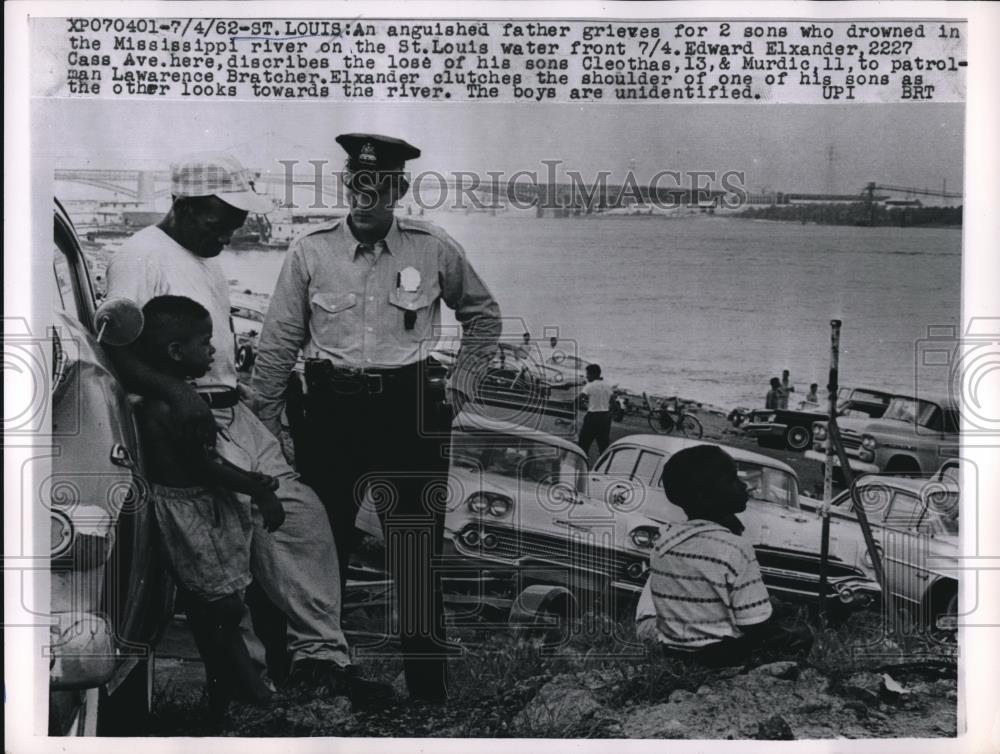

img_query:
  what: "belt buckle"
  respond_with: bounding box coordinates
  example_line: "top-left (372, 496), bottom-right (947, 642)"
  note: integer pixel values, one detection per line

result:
top-left (366, 373), bottom-right (383, 395)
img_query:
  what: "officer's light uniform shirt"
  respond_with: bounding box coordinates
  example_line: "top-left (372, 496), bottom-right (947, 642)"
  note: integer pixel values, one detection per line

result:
top-left (106, 225), bottom-right (238, 390)
top-left (253, 216), bottom-right (501, 431)
top-left (581, 379), bottom-right (613, 412)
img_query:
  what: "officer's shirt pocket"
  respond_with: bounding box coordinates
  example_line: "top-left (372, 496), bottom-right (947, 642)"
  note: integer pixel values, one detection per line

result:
top-left (311, 292), bottom-right (358, 348)
top-left (388, 287), bottom-right (431, 340)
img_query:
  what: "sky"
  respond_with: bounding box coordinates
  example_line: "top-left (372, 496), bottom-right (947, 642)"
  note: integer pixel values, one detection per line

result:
top-left (41, 98), bottom-right (964, 197)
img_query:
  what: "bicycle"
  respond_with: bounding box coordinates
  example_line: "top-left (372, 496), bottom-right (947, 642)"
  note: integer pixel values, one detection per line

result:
top-left (642, 393), bottom-right (704, 438)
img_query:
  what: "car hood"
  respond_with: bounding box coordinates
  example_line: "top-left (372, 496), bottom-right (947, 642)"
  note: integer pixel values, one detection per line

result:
top-left (445, 469), bottom-right (668, 544)
top-left (834, 416), bottom-right (911, 435)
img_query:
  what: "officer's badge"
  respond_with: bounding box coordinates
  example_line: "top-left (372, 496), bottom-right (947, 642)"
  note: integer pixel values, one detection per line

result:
top-left (399, 266), bottom-right (421, 292)
top-left (359, 142), bottom-right (378, 166)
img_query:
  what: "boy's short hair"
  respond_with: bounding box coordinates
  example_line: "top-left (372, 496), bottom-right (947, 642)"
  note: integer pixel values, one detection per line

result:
top-left (586, 363), bottom-right (602, 378)
top-left (769, 377), bottom-right (781, 388)
top-left (660, 444), bottom-right (731, 511)
top-left (137, 295), bottom-right (211, 360)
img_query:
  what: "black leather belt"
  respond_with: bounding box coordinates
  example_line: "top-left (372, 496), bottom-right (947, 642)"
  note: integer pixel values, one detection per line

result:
top-left (200, 388), bottom-right (240, 409)
top-left (304, 359), bottom-right (423, 396)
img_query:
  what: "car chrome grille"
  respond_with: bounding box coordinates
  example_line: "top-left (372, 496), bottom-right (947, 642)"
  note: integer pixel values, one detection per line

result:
top-left (839, 429), bottom-right (862, 451)
top-left (455, 524), bottom-right (646, 584)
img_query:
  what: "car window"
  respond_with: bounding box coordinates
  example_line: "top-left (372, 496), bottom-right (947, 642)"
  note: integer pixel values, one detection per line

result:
top-left (917, 491), bottom-right (959, 536)
top-left (940, 410), bottom-right (960, 433)
top-left (883, 491), bottom-right (923, 528)
top-left (603, 447), bottom-right (640, 478)
top-left (54, 243), bottom-right (74, 312)
top-left (882, 397), bottom-right (940, 427)
top-left (450, 433), bottom-right (586, 491)
top-left (737, 462), bottom-right (798, 509)
top-left (633, 450), bottom-right (663, 485)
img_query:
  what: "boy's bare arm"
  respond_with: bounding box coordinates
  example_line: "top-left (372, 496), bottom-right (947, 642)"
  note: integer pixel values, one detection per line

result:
top-left (189, 447), bottom-right (285, 532)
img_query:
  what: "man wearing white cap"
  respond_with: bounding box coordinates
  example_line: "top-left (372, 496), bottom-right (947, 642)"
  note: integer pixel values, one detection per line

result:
top-left (105, 152), bottom-right (388, 702)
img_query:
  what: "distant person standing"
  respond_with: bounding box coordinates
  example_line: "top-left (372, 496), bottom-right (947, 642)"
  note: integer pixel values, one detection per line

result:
top-left (765, 377), bottom-right (783, 410)
top-left (804, 383), bottom-right (819, 405)
top-left (779, 369), bottom-right (795, 409)
top-left (578, 363), bottom-right (614, 454)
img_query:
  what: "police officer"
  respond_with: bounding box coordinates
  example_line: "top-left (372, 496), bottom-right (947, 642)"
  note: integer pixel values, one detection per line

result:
top-left (252, 134), bottom-right (501, 701)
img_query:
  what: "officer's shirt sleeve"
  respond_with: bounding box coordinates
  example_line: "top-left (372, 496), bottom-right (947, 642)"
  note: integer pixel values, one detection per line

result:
top-left (437, 235), bottom-right (502, 400)
top-left (252, 241), bottom-right (311, 435)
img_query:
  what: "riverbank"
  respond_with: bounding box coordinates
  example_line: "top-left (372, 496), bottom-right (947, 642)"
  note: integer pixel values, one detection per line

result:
top-left (150, 606), bottom-right (956, 739)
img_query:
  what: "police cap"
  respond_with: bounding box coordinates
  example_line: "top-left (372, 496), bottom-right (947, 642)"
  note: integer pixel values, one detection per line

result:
top-left (335, 133), bottom-right (421, 173)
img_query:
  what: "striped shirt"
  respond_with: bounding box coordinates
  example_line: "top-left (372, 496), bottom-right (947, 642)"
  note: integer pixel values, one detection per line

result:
top-left (635, 520), bottom-right (772, 649)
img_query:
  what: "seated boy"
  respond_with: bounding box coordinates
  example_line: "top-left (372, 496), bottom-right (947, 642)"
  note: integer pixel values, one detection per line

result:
top-left (134, 295), bottom-right (285, 716)
top-left (635, 444), bottom-right (806, 666)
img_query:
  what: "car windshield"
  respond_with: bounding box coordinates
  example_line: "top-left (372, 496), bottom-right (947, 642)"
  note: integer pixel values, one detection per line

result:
top-left (882, 397), bottom-right (940, 427)
top-left (451, 432), bottom-right (587, 493)
top-left (736, 461), bottom-right (798, 509)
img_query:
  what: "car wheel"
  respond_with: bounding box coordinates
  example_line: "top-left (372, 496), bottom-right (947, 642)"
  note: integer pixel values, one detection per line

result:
top-left (786, 425), bottom-right (812, 451)
top-left (236, 344), bottom-right (255, 372)
top-left (509, 585), bottom-right (577, 646)
top-left (930, 588), bottom-right (958, 643)
top-left (886, 456), bottom-right (921, 477)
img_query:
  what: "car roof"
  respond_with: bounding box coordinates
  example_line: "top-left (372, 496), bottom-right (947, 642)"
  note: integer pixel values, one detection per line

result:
top-left (607, 434), bottom-right (797, 476)
top-left (845, 474), bottom-right (960, 497)
top-left (452, 411), bottom-right (585, 456)
top-left (887, 392), bottom-right (958, 409)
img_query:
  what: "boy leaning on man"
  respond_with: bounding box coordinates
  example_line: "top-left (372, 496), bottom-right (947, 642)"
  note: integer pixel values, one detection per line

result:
top-left (133, 294), bottom-right (285, 716)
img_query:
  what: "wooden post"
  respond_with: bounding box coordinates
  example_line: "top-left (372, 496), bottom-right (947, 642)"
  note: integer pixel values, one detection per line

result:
top-left (816, 320), bottom-right (891, 626)
top-left (817, 320), bottom-right (841, 616)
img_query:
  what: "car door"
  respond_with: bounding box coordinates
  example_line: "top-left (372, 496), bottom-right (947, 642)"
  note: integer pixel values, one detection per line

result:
top-left (879, 489), bottom-right (939, 606)
top-left (588, 445), bottom-right (642, 512)
top-left (51, 204), bottom-right (174, 723)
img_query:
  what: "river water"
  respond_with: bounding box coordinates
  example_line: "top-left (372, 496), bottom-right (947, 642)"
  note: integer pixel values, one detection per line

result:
top-left (219, 212), bottom-right (961, 409)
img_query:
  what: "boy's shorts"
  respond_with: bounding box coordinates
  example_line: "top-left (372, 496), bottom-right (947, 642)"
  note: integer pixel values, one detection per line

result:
top-left (151, 483), bottom-right (253, 602)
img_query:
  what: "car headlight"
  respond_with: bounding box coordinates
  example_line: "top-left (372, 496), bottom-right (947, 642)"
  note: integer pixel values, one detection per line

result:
top-left (861, 434), bottom-right (877, 450)
top-left (629, 527), bottom-right (659, 549)
top-left (813, 424), bottom-right (828, 442)
top-left (626, 561), bottom-right (647, 580)
top-left (488, 496), bottom-right (512, 517)
top-left (467, 493), bottom-right (490, 513)
top-left (467, 492), bottom-right (513, 517)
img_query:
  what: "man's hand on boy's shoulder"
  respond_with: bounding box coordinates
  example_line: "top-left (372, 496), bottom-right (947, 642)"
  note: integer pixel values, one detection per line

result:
top-left (164, 381), bottom-right (215, 446)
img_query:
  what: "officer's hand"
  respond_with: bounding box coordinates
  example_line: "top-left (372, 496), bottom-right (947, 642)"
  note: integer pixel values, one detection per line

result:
top-left (253, 490), bottom-right (286, 532)
top-left (166, 382), bottom-right (215, 447)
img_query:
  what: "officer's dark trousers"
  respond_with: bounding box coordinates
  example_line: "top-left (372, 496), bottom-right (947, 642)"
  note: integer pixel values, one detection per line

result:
top-left (297, 362), bottom-right (451, 700)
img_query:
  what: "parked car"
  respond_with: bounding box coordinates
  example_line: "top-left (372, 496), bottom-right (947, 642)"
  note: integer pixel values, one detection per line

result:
top-left (587, 435), bottom-right (881, 609)
top-left (50, 200), bottom-right (175, 735)
top-left (355, 412), bottom-right (666, 619)
top-left (743, 387), bottom-right (893, 451)
top-left (802, 474), bottom-right (958, 632)
top-left (230, 293), bottom-right (267, 372)
top-left (805, 393), bottom-right (960, 475)
top-left (355, 419), bottom-right (880, 621)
